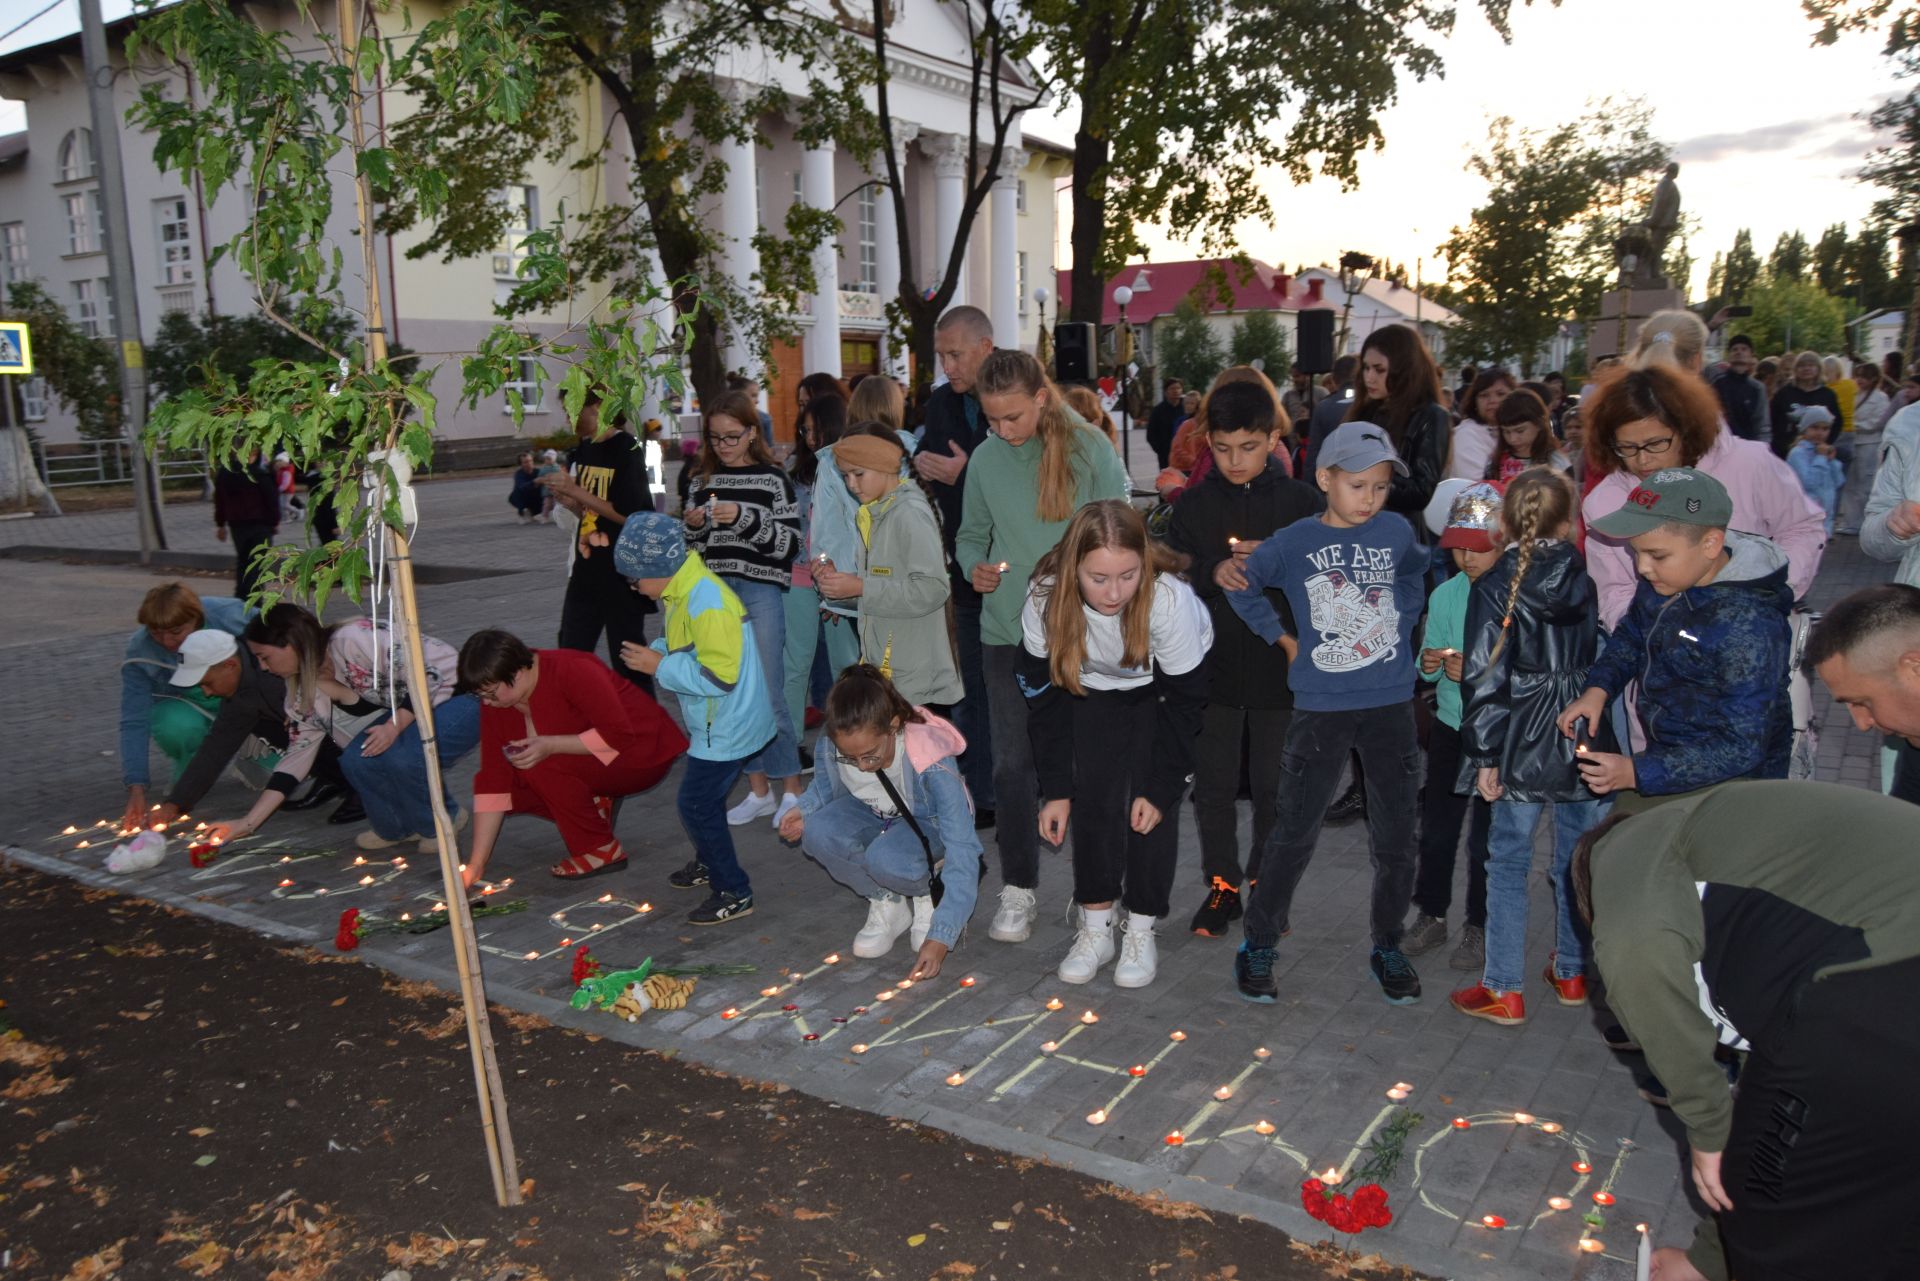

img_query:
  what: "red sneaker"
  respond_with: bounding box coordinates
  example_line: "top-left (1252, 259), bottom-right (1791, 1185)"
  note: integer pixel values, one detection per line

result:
top-left (1542, 955), bottom-right (1588, 1006)
top-left (1449, 984), bottom-right (1527, 1026)
top-left (804, 706), bottom-right (825, 730)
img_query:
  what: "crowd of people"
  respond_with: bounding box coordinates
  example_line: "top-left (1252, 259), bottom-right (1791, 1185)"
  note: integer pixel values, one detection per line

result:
top-left (113, 301), bottom-right (1920, 1281)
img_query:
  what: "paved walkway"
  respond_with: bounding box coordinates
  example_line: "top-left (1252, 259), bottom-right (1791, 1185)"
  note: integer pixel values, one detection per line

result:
top-left (0, 470), bottom-right (1895, 1281)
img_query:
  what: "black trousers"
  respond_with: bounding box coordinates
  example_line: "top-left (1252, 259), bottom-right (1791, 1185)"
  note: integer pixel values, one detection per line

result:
top-left (1242, 703), bottom-right (1419, 950)
top-left (950, 576), bottom-right (995, 809)
top-left (558, 570), bottom-right (654, 697)
top-left (1715, 955), bottom-right (1920, 1280)
top-left (1891, 735), bottom-right (1920, 807)
top-left (229, 522), bottom-right (276, 600)
top-left (1191, 703), bottom-right (1289, 887)
top-left (1411, 719), bottom-right (1491, 926)
top-left (1066, 684), bottom-right (1182, 917)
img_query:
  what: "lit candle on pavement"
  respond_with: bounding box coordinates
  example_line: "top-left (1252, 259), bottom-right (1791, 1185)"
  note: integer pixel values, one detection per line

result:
top-left (1254, 1120), bottom-right (1275, 1135)
top-left (1086, 1109), bottom-right (1106, 1125)
top-left (1482, 1214), bottom-right (1506, 1229)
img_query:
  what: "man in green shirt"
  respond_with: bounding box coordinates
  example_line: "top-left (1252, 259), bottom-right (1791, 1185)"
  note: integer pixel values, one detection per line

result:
top-left (1576, 781), bottom-right (1920, 1281)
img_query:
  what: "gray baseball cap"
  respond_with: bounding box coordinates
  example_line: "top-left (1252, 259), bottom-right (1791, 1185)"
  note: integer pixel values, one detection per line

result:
top-left (1316, 422), bottom-right (1409, 476)
top-left (1589, 467), bottom-right (1734, 537)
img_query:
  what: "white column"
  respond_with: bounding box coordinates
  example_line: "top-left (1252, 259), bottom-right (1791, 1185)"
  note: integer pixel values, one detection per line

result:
top-left (801, 139), bottom-right (842, 379)
top-left (715, 85), bottom-right (761, 376)
top-left (989, 148), bottom-right (1025, 348)
top-left (931, 133), bottom-right (969, 308)
top-left (874, 125), bottom-right (916, 383)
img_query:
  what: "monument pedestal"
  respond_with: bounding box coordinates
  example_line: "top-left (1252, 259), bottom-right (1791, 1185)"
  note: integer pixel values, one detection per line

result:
top-left (1588, 287), bottom-right (1686, 360)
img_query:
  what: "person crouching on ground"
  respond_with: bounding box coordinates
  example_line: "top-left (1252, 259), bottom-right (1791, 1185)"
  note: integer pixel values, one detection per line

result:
top-left (614, 511), bottom-right (776, 926)
top-left (1020, 499), bottom-right (1213, 989)
top-left (779, 664), bottom-right (982, 980)
top-left (117, 582), bottom-right (252, 833)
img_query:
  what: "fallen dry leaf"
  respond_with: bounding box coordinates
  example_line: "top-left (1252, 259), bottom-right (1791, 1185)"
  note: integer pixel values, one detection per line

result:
top-left (188, 1127), bottom-right (213, 1138)
top-left (790, 1207), bottom-right (834, 1221)
top-left (174, 1241), bottom-right (230, 1277)
top-left (61, 1240), bottom-right (126, 1281)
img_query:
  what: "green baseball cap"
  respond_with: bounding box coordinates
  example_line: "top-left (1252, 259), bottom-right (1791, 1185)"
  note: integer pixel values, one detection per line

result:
top-left (1589, 467), bottom-right (1734, 538)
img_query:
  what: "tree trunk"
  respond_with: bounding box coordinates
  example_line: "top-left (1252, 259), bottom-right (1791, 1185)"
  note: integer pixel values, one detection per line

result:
top-left (0, 426), bottom-right (53, 512)
top-left (1066, 17), bottom-right (1115, 328)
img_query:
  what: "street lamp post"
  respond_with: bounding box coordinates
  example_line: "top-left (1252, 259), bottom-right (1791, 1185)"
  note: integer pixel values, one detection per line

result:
top-left (1113, 284), bottom-right (1135, 469)
top-left (1033, 285), bottom-right (1051, 374)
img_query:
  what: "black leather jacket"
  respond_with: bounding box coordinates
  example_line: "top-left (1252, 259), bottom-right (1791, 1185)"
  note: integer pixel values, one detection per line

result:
top-left (1457, 540), bottom-right (1616, 801)
top-left (1357, 401), bottom-right (1448, 522)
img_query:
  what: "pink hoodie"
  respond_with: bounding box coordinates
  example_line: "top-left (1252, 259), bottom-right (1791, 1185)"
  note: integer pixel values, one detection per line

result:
top-left (903, 709), bottom-right (968, 773)
top-left (1585, 430), bottom-right (1827, 628)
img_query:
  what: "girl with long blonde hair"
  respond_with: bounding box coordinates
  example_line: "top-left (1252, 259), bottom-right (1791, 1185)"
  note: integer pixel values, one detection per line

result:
top-left (1018, 500), bottom-right (1213, 989)
top-left (1450, 467), bottom-right (1610, 1027)
top-left (953, 349), bottom-right (1131, 945)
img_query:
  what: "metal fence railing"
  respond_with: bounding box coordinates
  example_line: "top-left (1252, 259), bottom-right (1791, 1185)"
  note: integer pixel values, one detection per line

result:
top-left (33, 440), bottom-right (210, 491)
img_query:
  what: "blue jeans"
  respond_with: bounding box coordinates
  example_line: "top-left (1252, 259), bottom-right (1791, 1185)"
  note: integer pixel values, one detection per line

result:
top-left (783, 584), bottom-right (822, 737)
top-left (801, 793), bottom-right (942, 902)
top-left (680, 753), bottom-right (755, 898)
top-left (339, 694), bottom-right (482, 840)
top-left (1482, 796), bottom-right (1610, 992)
top-left (726, 576), bottom-right (802, 780)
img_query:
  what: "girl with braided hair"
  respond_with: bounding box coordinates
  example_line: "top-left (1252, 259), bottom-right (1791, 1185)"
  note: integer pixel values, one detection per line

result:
top-left (1448, 467), bottom-right (1613, 1026)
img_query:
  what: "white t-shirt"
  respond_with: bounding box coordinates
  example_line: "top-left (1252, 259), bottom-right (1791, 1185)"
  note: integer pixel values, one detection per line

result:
top-left (1448, 419), bottom-right (1496, 481)
top-left (839, 739), bottom-right (908, 816)
top-left (1022, 574), bottom-right (1213, 691)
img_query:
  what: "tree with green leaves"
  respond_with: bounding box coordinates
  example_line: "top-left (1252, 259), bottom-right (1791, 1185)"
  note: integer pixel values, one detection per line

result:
top-left (1814, 222), bottom-right (1852, 294)
top-left (1229, 308), bottom-right (1290, 378)
top-left (1155, 300), bottom-right (1226, 390)
top-left (1437, 101), bottom-right (1669, 373)
top-left (1725, 229), bottom-right (1762, 305)
top-left (1770, 230), bottom-right (1812, 282)
top-left (1738, 275), bottom-right (1848, 355)
top-left (377, 0), bottom-right (872, 407)
top-left (1045, 0), bottom-right (1549, 328)
top-left (146, 304), bottom-right (360, 402)
top-left (1, 282), bottom-right (121, 443)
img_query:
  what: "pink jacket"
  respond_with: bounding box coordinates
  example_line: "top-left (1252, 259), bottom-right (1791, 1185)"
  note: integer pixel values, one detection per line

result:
top-left (902, 710), bottom-right (968, 772)
top-left (1585, 431), bottom-right (1827, 628)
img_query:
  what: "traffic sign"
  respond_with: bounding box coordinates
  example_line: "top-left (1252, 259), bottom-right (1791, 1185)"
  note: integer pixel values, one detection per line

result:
top-left (0, 321), bottom-right (31, 375)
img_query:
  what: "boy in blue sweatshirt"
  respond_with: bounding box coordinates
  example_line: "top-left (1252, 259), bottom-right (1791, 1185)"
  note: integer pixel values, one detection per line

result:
top-left (1227, 423), bottom-right (1430, 1006)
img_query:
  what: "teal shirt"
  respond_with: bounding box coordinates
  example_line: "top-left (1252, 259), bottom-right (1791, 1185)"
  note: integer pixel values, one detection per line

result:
top-left (953, 426), bottom-right (1131, 646)
top-left (1419, 571), bottom-right (1471, 729)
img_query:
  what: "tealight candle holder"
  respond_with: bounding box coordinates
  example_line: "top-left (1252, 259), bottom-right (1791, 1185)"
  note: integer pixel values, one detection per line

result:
top-left (1481, 1214), bottom-right (1506, 1229)
top-left (1086, 1109), bottom-right (1107, 1125)
top-left (1253, 1120), bottom-right (1275, 1135)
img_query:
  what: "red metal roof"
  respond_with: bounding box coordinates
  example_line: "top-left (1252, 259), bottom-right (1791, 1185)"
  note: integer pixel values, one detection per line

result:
top-left (1053, 258), bottom-right (1335, 325)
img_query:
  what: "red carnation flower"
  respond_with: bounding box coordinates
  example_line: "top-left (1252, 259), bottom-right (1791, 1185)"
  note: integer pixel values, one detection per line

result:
top-left (1299, 1178), bottom-right (1392, 1234)
top-left (335, 908), bottom-right (364, 951)
top-left (570, 945), bottom-right (601, 986)
top-left (188, 841), bottom-right (218, 868)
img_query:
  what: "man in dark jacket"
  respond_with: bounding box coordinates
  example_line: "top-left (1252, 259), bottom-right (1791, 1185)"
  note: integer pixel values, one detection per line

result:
top-left (1145, 377), bottom-right (1185, 469)
top-left (1711, 334), bottom-right (1769, 443)
top-left (1166, 382), bottom-right (1322, 935)
top-left (144, 630), bottom-right (355, 828)
top-left (1302, 355), bottom-right (1359, 475)
top-left (913, 305), bottom-right (997, 823)
top-left (212, 451), bottom-right (280, 600)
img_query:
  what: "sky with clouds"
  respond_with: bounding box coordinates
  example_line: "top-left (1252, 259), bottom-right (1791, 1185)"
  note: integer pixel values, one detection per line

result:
top-left (4, 0), bottom-right (1901, 299)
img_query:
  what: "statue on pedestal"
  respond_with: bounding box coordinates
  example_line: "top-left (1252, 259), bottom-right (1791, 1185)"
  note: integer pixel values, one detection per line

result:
top-left (1614, 162), bottom-right (1681, 291)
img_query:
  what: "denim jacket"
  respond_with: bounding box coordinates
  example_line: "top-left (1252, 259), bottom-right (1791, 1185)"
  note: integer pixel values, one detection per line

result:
top-left (795, 711), bottom-right (980, 947)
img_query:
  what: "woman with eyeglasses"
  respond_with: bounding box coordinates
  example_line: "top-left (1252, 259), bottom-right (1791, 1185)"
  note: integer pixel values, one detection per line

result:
top-left (685, 389), bottom-right (806, 830)
top-left (1581, 361), bottom-right (1826, 629)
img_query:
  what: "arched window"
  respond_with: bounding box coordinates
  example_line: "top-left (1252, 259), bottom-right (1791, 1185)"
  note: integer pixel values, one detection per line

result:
top-left (58, 128), bottom-right (96, 182)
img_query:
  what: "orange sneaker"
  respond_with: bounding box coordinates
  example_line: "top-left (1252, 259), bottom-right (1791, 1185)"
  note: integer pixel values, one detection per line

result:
top-left (1542, 955), bottom-right (1588, 1006)
top-left (1449, 984), bottom-right (1527, 1026)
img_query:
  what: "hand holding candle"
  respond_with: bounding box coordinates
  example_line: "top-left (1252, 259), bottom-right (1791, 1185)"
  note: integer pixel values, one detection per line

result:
top-left (970, 561), bottom-right (1007, 593)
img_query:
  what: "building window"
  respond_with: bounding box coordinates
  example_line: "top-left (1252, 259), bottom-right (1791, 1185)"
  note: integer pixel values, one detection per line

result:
top-left (21, 376), bottom-right (48, 422)
top-left (72, 278), bottom-right (102, 337)
top-left (65, 191), bottom-right (104, 255)
top-left (1018, 251), bottom-right (1029, 314)
top-left (154, 197), bottom-right (195, 285)
top-left (855, 185), bottom-right (878, 293)
top-left (1017, 179), bottom-right (1028, 215)
top-left (491, 185), bottom-right (538, 280)
top-left (1, 222), bottom-right (26, 290)
top-left (58, 128), bottom-right (96, 182)
top-left (503, 356), bottom-right (544, 413)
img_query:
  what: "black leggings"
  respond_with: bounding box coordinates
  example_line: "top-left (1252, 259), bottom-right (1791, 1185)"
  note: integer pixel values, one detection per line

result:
top-left (1715, 954), bottom-right (1920, 1280)
top-left (1067, 685), bottom-right (1183, 917)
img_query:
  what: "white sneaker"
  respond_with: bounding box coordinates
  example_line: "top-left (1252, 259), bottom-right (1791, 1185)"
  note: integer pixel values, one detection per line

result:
top-left (989, 885), bottom-right (1037, 943)
top-left (355, 828), bottom-right (412, 851)
top-left (416, 806), bottom-right (470, 855)
top-left (770, 793), bottom-right (802, 830)
top-left (908, 895), bottom-right (935, 950)
top-left (852, 894), bottom-right (912, 958)
top-left (1057, 910), bottom-right (1116, 984)
top-left (1113, 915), bottom-right (1159, 988)
top-left (727, 790), bottom-right (779, 826)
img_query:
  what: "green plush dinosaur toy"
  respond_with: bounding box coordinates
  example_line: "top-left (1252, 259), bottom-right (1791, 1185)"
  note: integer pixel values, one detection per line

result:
top-left (569, 960), bottom-right (655, 1010)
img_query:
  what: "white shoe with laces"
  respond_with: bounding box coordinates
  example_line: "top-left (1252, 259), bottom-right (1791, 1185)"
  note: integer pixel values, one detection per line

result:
top-left (726, 790), bottom-right (779, 826)
top-left (909, 895), bottom-right (935, 951)
top-left (852, 895), bottom-right (913, 958)
top-left (988, 885), bottom-right (1037, 943)
top-left (1113, 914), bottom-right (1159, 988)
top-left (1057, 909), bottom-right (1116, 984)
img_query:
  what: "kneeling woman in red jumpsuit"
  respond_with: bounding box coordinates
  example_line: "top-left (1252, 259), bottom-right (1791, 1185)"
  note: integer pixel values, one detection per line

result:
top-left (458, 630), bottom-right (688, 883)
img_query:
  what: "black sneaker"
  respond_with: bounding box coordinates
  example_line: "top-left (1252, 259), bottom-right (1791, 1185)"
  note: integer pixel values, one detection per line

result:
top-left (1636, 1073), bottom-right (1670, 1108)
top-left (1370, 947), bottom-right (1422, 1005)
top-left (1190, 878), bottom-right (1243, 937)
top-left (1401, 912), bottom-right (1448, 957)
top-left (688, 889), bottom-right (753, 926)
top-left (973, 807), bottom-right (996, 831)
top-left (1235, 943), bottom-right (1279, 1003)
top-left (1602, 1022), bottom-right (1641, 1053)
top-left (1324, 783), bottom-right (1366, 825)
top-left (326, 793), bottom-right (367, 825)
top-left (668, 859), bottom-right (710, 890)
